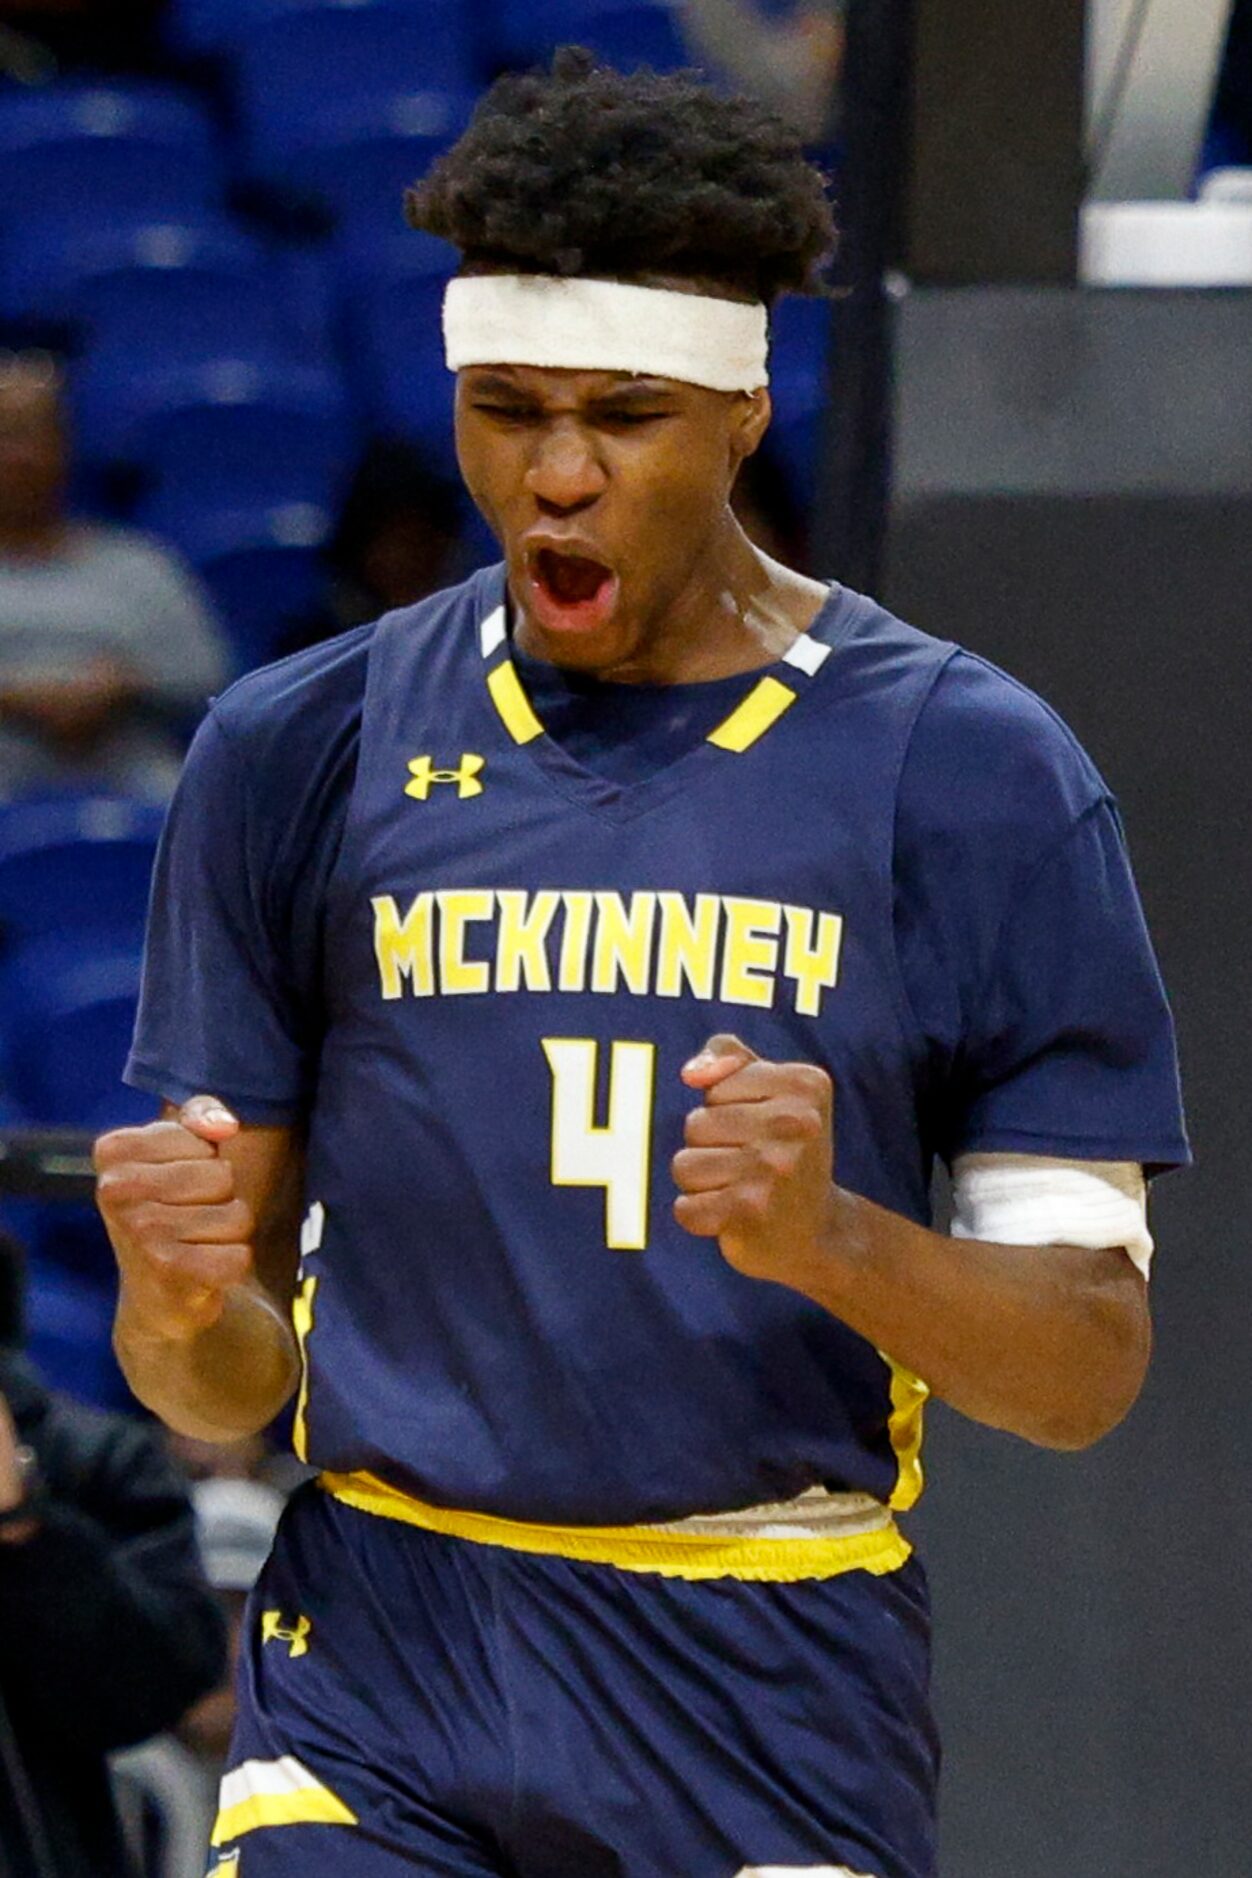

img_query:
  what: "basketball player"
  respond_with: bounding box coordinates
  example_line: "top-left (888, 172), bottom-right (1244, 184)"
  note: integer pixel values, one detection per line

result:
top-left (95, 51), bottom-right (1188, 1878)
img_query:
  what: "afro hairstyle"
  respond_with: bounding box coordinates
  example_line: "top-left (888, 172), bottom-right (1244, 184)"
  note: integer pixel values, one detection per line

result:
top-left (406, 46), bottom-right (836, 306)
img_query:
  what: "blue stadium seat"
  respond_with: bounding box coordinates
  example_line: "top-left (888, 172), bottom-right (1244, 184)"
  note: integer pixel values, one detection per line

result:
top-left (136, 363), bottom-right (357, 505)
top-left (345, 235), bottom-right (458, 475)
top-left (23, 1251), bottom-right (135, 1410)
top-left (139, 498), bottom-right (334, 669)
top-left (0, 211), bottom-right (239, 330)
top-left (0, 796), bottom-right (163, 957)
top-left (295, 97), bottom-right (476, 241)
top-left (485, 0), bottom-right (690, 73)
top-left (0, 83), bottom-right (224, 227)
top-left (1, 947), bottom-right (147, 1129)
top-left (770, 293), bottom-right (832, 390)
top-left (71, 234), bottom-right (283, 363)
top-left (74, 350), bottom-right (355, 492)
top-left (577, 1), bottom-right (691, 72)
top-left (234, 4), bottom-right (475, 178)
top-left (172, 0), bottom-right (475, 67)
top-left (765, 297), bottom-right (831, 507)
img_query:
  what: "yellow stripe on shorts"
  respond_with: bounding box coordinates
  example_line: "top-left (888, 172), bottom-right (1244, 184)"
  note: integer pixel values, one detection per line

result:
top-left (211, 1757), bottom-right (357, 1845)
top-left (319, 1472), bottom-right (912, 1582)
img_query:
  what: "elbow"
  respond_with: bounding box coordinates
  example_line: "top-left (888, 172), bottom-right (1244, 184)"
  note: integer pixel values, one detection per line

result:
top-left (1030, 1272), bottom-right (1154, 1452)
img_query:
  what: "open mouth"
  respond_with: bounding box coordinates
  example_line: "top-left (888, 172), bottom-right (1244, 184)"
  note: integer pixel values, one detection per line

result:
top-left (526, 547), bottom-right (620, 634)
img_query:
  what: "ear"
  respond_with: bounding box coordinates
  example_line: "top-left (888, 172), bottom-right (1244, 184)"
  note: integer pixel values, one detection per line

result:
top-left (728, 387), bottom-right (772, 469)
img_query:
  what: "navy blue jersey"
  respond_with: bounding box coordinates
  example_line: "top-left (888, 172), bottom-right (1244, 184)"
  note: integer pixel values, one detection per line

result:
top-left (128, 569), bottom-right (1189, 1525)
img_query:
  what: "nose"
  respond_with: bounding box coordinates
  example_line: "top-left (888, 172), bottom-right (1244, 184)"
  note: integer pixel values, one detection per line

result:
top-left (524, 419), bottom-right (606, 515)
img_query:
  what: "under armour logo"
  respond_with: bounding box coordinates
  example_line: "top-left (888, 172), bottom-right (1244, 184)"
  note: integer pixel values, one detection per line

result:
top-left (405, 754), bottom-right (486, 800)
top-left (261, 1611), bottom-right (311, 1658)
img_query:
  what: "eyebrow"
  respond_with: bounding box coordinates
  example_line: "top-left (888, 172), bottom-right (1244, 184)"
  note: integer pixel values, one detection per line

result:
top-left (464, 371), bottom-right (679, 405)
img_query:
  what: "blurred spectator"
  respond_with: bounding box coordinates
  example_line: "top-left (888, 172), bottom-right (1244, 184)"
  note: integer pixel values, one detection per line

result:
top-left (0, 1226), bottom-right (226, 1876)
top-left (0, 0), bottom-right (166, 76)
top-left (280, 437), bottom-right (467, 655)
top-left (679, 0), bottom-right (845, 143)
top-left (0, 353), bottom-right (229, 800)
top-left (114, 1477), bottom-right (285, 1878)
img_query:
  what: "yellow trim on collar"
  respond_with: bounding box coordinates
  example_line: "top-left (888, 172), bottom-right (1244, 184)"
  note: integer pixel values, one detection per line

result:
top-left (706, 675), bottom-right (798, 752)
top-left (319, 1472), bottom-right (911, 1582)
top-left (486, 658), bottom-right (545, 744)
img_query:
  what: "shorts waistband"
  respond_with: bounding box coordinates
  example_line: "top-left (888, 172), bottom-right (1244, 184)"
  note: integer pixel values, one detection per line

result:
top-left (317, 1472), bottom-right (912, 1582)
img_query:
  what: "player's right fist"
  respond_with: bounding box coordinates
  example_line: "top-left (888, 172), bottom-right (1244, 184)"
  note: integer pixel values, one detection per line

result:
top-left (94, 1096), bottom-right (254, 1342)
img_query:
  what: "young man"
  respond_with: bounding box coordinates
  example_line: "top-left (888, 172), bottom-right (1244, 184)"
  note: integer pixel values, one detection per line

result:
top-left (95, 50), bottom-right (1189, 1878)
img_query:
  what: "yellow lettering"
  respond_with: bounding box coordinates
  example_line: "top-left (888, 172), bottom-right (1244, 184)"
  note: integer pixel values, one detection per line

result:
top-left (559, 892), bottom-right (594, 992)
top-left (438, 889), bottom-right (494, 995)
top-left (783, 904), bottom-right (843, 1016)
top-left (655, 891), bottom-right (720, 1000)
top-left (372, 893), bottom-right (434, 999)
top-left (719, 897), bottom-right (781, 1008)
top-left (591, 891), bottom-right (657, 995)
top-left (495, 890), bottom-right (560, 992)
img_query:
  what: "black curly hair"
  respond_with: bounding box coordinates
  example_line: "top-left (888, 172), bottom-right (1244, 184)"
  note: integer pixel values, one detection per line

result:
top-left (406, 47), bottom-right (835, 306)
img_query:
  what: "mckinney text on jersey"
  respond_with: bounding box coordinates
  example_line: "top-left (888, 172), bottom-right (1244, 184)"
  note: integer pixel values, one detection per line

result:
top-left (372, 889), bottom-right (844, 1016)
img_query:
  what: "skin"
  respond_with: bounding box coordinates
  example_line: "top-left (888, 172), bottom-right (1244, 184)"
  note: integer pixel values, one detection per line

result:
top-left (0, 359), bottom-right (142, 750)
top-left (0, 1390), bottom-right (40, 1546)
top-left (98, 305), bottom-right (1151, 1453)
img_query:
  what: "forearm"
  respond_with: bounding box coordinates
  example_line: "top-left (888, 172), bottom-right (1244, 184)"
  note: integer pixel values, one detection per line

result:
top-left (115, 1282), bottom-right (299, 1442)
top-left (795, 1186), bottom-right (1151, 1449)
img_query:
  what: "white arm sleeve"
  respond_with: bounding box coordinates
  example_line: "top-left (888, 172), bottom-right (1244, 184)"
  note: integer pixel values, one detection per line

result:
top-left (950, 1154), bottom-right (1153, 1278)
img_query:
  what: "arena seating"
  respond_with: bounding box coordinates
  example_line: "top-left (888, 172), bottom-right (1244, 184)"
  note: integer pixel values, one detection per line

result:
top-left (0, 82), bottom-right (224, 225)
top-left (3, 950), bottom-right (150, 1130)
top-left (0, 218), bottom-right (257, 335)
top-left (0, 799), bottom-right (159, 1406)
top-left (137, 496), bottom-right (336, 668)
top-left (0, 795), bottom-right (164, 958)
top-left (0, 0), bottom-right (838, 1419)
top-left (487, 0), bottom-right (690, 74)
top-left (286, 97), bottom-right (477, 243)
top-left (233, 4), bottom-right (476, 180)
top-left (344, 232), bottom-right (459, 476)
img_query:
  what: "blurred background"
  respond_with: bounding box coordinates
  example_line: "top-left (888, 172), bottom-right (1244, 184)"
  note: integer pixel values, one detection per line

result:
top-left (0, 0), bottom-right (1247, 1872)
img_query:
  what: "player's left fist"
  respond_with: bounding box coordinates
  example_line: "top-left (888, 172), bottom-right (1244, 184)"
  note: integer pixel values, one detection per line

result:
top-left (673, 1034), bottom-right (835, 1284)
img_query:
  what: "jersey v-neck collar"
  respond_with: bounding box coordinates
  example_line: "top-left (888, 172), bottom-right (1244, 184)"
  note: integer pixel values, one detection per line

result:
top-left (474, 569), bottom-right (858, 823)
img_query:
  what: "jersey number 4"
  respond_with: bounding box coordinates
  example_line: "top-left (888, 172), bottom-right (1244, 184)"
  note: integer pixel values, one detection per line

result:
top-left (542, 1038), bottom-right (657, 1250)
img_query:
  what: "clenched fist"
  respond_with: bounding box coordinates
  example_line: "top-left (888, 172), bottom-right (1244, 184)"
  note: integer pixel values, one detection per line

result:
top-left (673, 1034), bottom-right (836, 1285)
top-left (95, 1096), bottom-right (254, 1343)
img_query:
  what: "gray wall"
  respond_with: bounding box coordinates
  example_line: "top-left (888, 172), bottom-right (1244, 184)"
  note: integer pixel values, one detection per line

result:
top-left (881, 288), bottom-right (1252, 1876)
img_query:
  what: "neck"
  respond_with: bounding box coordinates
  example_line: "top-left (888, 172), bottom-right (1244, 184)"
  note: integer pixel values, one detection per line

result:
top-left (660, 521), bottom-right (829, 682)
top-left (514, 517), bottom-right (829, 686)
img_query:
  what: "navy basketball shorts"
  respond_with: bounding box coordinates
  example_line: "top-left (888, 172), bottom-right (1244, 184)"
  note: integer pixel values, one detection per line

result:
top-left (207, 1481), bottom-right (938, 1878)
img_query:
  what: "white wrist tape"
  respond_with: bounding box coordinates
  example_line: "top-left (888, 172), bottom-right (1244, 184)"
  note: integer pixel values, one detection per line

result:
top-left (951, 1154), bottom-right (1153, 1278)
top-left (443, 274), bottom-right (770, 392)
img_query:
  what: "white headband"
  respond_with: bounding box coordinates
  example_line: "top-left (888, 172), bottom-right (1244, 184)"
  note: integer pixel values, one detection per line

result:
top-left (443, 274), bottom-right (769, 393)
